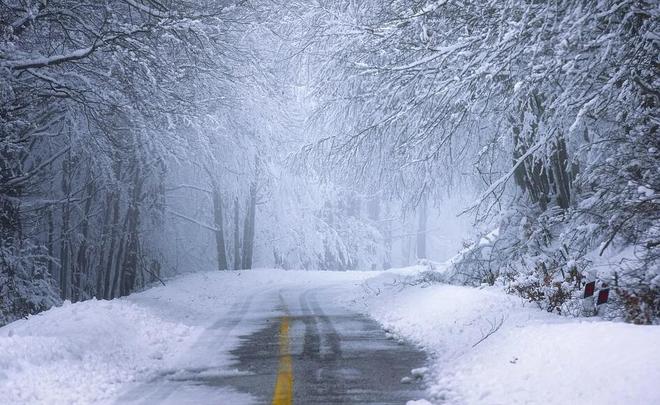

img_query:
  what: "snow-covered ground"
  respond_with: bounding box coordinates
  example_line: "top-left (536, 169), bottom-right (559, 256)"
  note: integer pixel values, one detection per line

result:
top-left (0, 270), bottom-right (370, 404)
top-left (1, 267), bottom-right (659, 405)
top-left (346, 266), bottom-right (660, 405)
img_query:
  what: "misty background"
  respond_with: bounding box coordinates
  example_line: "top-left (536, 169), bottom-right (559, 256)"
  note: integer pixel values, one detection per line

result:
top-left (1, 0), bottom-right (658, 326)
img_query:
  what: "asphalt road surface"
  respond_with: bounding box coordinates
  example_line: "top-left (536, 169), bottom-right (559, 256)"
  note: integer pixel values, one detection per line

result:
top-left (116, 285), bottom-right (427, 404)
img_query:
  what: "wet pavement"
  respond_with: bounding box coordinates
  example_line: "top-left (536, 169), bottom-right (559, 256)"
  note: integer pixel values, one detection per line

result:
top-left (115, 286), bottom-right (427, 404)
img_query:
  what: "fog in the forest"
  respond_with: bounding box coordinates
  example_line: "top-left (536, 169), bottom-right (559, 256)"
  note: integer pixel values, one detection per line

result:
top-left (1, 0), bottom-right (658, 326)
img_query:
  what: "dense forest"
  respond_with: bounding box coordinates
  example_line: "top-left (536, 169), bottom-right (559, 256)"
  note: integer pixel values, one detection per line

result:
top-left (1, 0), bottom-right (658, 326)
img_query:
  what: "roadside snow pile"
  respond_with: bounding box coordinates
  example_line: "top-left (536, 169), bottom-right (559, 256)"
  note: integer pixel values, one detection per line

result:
top-left (0, 270), bottom-right (262, 404)
top-left (0, 298), bottom-right (199, 404)
top-left (353, 267), bottom-right (660, 405)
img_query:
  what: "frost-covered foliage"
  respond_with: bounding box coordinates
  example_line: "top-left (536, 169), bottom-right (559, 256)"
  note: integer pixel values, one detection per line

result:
top-left (316, 190), bottom-right (387, 270)
top-left (448, 0), bottom-right (659, 323)
top-left (0, 0), bottom-right (252, 324)
top-left (2, 0), bottom-right (657, 325)
top-left (300, 0), bottom-right (659, 322)
top-left (0, 241), bottom-right (60, 325)
top-left (1, 0), bottom-right (413, 324)
top-left (260, 181), bottom-right (386, 271)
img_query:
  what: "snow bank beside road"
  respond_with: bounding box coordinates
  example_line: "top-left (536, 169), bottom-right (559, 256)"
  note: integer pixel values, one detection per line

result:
top-left (352, 267), bottom-right (660, 405)
top-left (0, 268), bottom-right (269, 405)
top-left (0, 298), bottom-right (199, 404)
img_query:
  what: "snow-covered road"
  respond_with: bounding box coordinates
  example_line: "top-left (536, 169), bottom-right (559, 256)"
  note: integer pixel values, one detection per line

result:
top-left (1, 267), bottom-right (659, 404)
top-left (115, 282), bottom-right (426, 404)
top-left (0, 270), bottom-right (429, 404)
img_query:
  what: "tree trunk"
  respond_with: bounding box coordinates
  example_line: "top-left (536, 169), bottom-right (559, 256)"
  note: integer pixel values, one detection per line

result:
top-left (416, 197), bottom-right (427, 260)
top-left (383, 202), bottom-right (392, 269)
top-left (233, 197), bottom-right (241, 270)
top-left (73, 179), bottom-right (94, 302)
top-left (96, 191), bottom-right (113, 298)
top-left (241, 182), bottom-right (257, 270)
top-left (103, 190), bottom-right (120, 300)
top-left (120, 164), bottom-right (142, 296)
top-left (59, 154), bottom-right (72, 300)
top-left (551, 134), bottom-right (572, 210)
top-left (111, 212), bottom-right (129, 299)
top-left (511, 91), bottom-right (576, 212)
top-left (213, 188), bottom-right (228, 271)
top-left (46, 206), bottom-right (54, 277)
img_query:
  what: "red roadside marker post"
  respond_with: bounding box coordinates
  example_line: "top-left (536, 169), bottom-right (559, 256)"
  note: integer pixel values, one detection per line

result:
top-left (584, 281), bottom-right (595, 298)
top-left (582, 281), bottom-right (596, 316)
top-left (595, 288), bottom-right (610, 315)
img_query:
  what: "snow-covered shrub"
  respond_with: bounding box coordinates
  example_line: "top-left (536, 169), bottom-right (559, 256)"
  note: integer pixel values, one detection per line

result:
top-left (451, 173), bottom-right (658, 322)
top-left (450, 125), bottom-right (659, 321)
top-left (575, 123), bottom-right (660, 323)
top-left (450, 204), bottom-right (582, 314)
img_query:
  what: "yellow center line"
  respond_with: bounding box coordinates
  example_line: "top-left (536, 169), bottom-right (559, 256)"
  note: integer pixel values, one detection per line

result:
top-left (272, 316), bottom-right (293, 405)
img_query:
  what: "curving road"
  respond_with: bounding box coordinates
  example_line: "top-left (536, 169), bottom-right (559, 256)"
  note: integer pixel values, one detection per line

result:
top-left (116, 284), bottom-right (427, 404)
